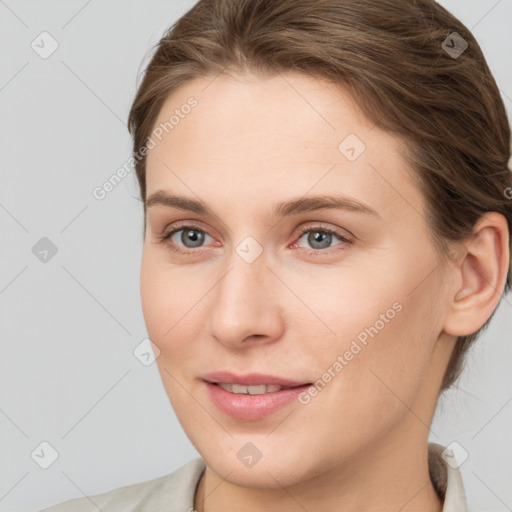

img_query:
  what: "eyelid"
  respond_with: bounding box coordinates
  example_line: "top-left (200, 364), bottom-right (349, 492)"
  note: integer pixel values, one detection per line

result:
top-left (158, 219), bottom-right (216, 240)
top-left (157, 221), bottom-right (217, 247)
top-left (157, 220), bottom-right (354, 254)
top-left (293, 222), bottom-right (355, 243)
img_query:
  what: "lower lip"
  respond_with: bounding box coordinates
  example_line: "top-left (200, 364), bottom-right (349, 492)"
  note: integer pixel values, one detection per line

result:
top-left (204, 381), bottom-right (311, 421)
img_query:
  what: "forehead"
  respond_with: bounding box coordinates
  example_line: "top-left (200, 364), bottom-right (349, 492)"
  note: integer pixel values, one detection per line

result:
top-left (145, 71), bottom-right (424, 219)
top-left (148, 71), bottom-right (373, 163)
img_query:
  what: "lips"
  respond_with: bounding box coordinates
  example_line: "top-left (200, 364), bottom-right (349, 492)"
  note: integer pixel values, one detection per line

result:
top-left (216, 383), bottom-right (287, 394)
top-left (201, 371), bottom-right (313, 420)
top-left (201, 371), bottom-right (310, 388)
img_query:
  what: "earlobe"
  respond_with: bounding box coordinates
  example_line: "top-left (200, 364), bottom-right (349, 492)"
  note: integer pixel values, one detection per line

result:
top-left (443, 212), bottom-right (510, 337)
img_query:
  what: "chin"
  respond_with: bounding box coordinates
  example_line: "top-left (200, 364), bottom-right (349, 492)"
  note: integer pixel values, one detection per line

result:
top-left (199, 443), bottom-right (319, 489)
top-left (212, 461), bottom-right (306, 489)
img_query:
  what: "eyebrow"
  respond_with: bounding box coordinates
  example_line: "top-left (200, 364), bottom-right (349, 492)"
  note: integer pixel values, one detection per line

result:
top-left (146, 191), bottom-right (381, 219)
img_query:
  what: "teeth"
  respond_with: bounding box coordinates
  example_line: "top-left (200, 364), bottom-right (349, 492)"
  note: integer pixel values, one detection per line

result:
top-left (217, 383), bottom-right (286, 394)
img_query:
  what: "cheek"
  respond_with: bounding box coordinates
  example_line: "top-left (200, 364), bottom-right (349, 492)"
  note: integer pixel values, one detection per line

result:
top-left (140, 250), bottom-right (214, 366)
top-left (140, 257), bottom-right (169, 341)
top-left (140, 252), bottom-right (188, 351)
top-left (274, 260), bottom-right (400, 347)
top-left (140, 256), bottom-right (205, 415)
top-left (289, 261), bottom-right (439, 417)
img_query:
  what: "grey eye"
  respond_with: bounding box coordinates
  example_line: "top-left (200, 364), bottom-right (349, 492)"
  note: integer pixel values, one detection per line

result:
top-left (297, 230), bottom-right (342, 250)
top-left (172, 228), bottom-right (212, 248)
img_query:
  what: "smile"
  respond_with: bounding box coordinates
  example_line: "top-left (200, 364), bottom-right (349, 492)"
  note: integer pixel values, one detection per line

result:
top-left (215, 383), bottom-right (293, 394)
top-left (202, 378), bottom-right (312, 420)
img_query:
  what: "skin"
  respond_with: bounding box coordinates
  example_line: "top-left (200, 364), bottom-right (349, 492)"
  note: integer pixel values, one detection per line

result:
top-left (140, 70), bottom-right (510, 512)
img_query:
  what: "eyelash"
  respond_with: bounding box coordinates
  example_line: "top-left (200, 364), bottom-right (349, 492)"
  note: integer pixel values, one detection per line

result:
top-left (156, 222), bottom-right (353, 256)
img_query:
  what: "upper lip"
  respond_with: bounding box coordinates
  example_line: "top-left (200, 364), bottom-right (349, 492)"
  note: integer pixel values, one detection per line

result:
top-left (202, 371), bottom-right (311, 387)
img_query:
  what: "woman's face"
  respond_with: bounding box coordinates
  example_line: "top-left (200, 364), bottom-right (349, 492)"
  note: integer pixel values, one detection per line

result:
top-left (141, 71), bottom-right (455, 486)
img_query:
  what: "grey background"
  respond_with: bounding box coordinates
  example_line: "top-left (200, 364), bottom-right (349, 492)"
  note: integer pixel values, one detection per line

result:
top-left (0, 1), bottom-right (511, 511)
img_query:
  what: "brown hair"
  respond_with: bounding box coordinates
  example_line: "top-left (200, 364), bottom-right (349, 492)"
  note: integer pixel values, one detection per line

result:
top-left (128, 0), bottom-right (511, 397)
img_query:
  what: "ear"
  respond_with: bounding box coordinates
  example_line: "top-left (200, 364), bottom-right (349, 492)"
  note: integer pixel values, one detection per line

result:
top-left (443, 212), bottom-right (510, 337)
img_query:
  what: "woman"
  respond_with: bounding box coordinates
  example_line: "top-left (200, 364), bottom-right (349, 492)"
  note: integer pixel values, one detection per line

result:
top-left (42, 0), bottom-right (511, 510)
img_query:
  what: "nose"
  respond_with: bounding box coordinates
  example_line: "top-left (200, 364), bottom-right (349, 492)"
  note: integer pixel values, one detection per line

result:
top-left (207, 253), bottom-right (285, 349)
